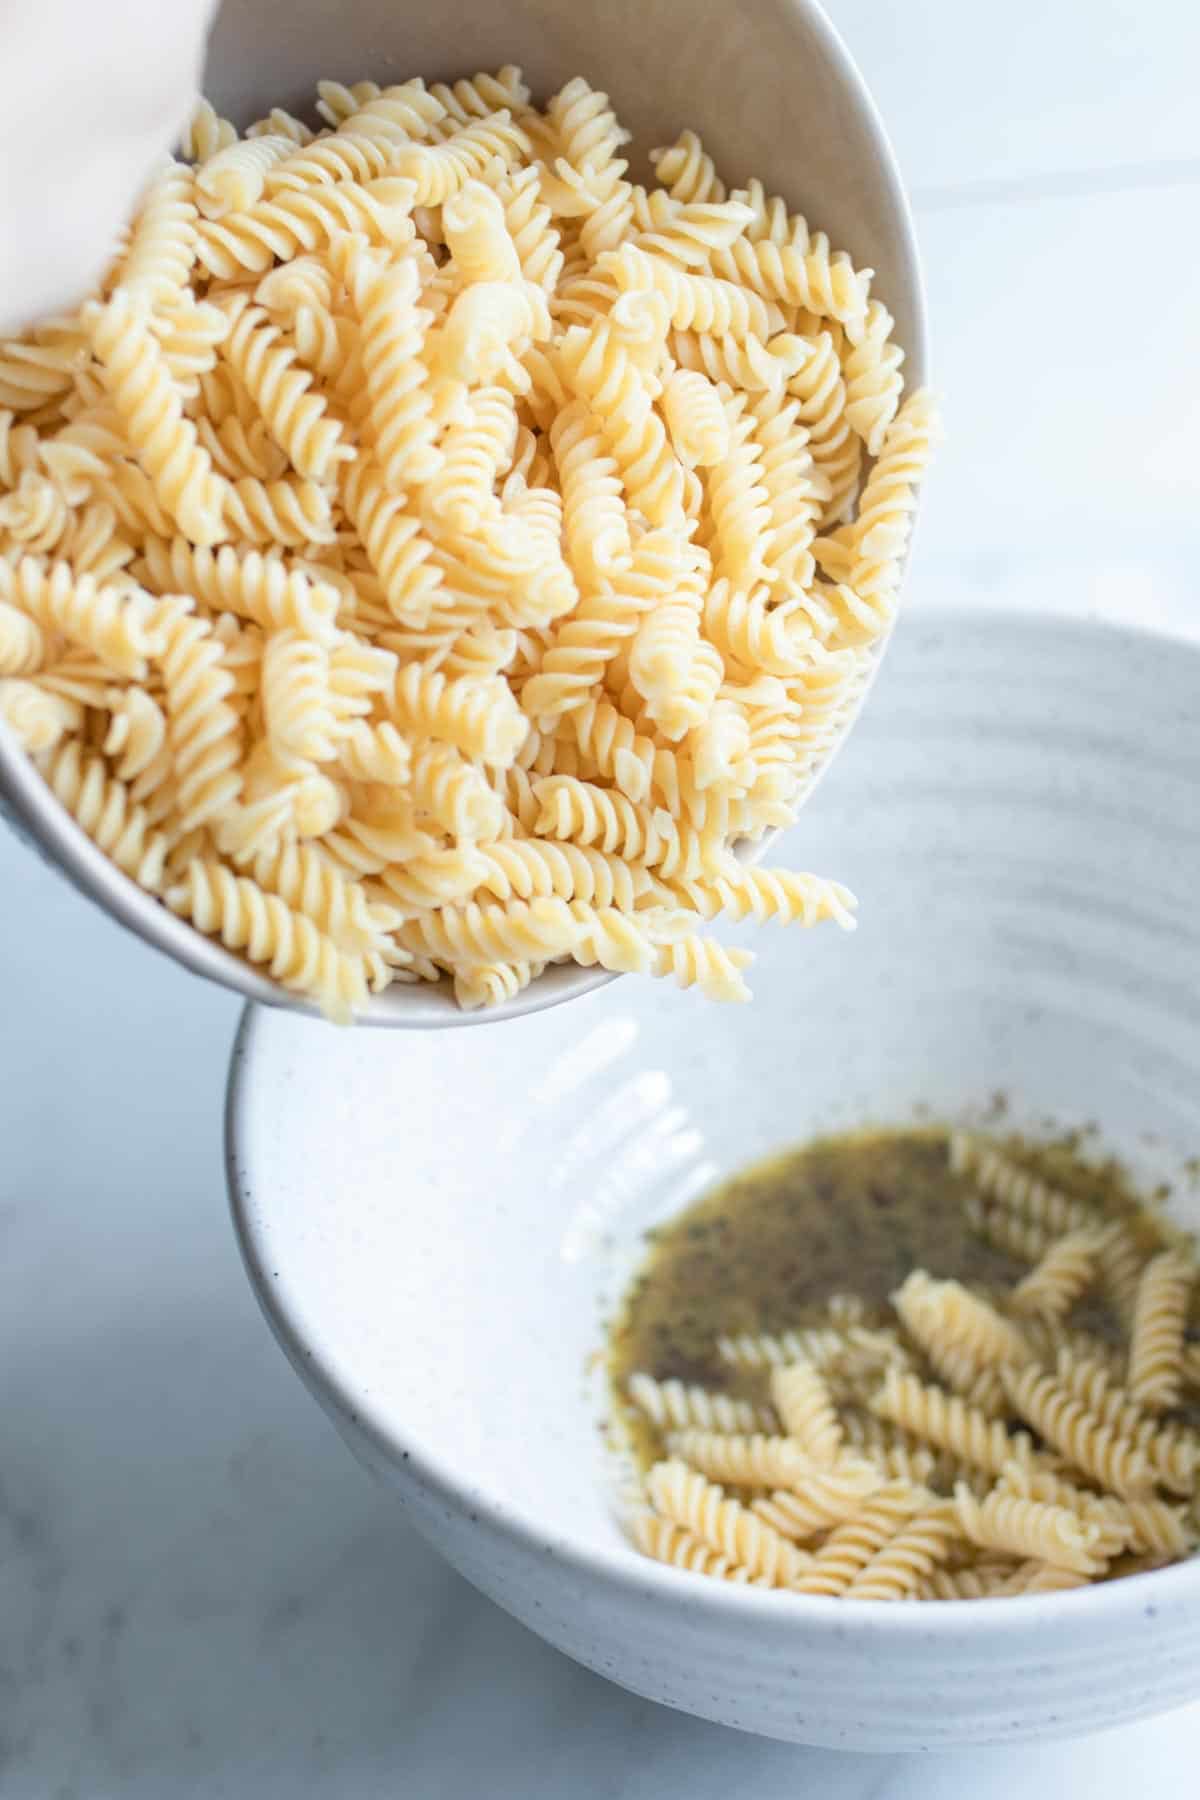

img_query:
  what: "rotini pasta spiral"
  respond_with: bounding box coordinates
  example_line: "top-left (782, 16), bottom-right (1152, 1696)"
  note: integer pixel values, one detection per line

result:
top-left (634, 198), bottom-right (756, 272)
top-left (0, 598), bottom-right (46, 674)
top-left (842, 300), bottom-right (905, 456)
top-left (37, 739), bottom-right (169, 890)
top-left (194, 179), bottom-right (417, 279)
top-left (844, 1508), bottom-right (961, 1600)
top-left (629, 601), bottom-right (723, 740)
top-left (0, 555), bottom-right (165, 678)
top-left (627, 1373), bottom-right (778, 1437)
top-left (114, 161), bottom-right (197, 305)
top-left (248, 840), bottom-right (388, 955)
top-left (452, 959), bottom-right (538, 1010)
top-left (1011, 1228), bottom-right (1108, 1318)
top-left (222, 474), bottom-right (336, 549)
top-left (649, 131), bottom-right (727, 205)
top-left (1001, 1364), bottom-right (1153, 1500)
top-left (394, 112), bottom-right (530, 205)
top-left (0, 679), bottom-right (82, 752)
top-left (340, 457), bottom-right (444, 626)
top-left (261, 629), bottom-right (336, 762)
top-left (953, 1486), bottom-right (1104, 1577)
top-left (661, 368), bottom-right (729, 468)
top-left (167, 859), bottom-right (367, 1021)
top-left (0, 470), bottom-right (69, 553)
top-left (443, 180), bottom-right (522, 284)
top-left (663, 1430), bottom-right (811, 1489)
top-left (324, 78), bottom-right (446, 141)
top-left (354, 257), bottom-right (442, 488)
top-left (950, 1132), bottom-right (1099, 1237)
top-left (103, 687), bottom-right (167, 781)
top-left (555, 322), bottom-right (683, 527)
top-left (196, 136), bottom-right (297, 218)
top-left (532, 774), bottom-right (711, 882)
top-left (138, 538), bottom-right (341, 642)
top-left (88, 294), bottom-right (226, 546)
top-left (154, 609), bottom-right (242, 830)
top-left (679, 866), bottom-right (857, 931)
top-left (751, 1468), bottom-right (883, 1543)
top-left (396, 893), bottom-right (590, 966)
top-left (474, 838), bottom-right (645, 910)
top-left (712, 232), bottom-right (871, 334)
top-left (872, 1367), bottom-right (1030, 1479)
top-left (892, 1272), bottom-right (1030, 1370)
top-left (646, 1459), bottom-right (807, 1587)
top-left (431, 66), bottom-right (531, 126)
top-left (789, 1484), bottom-right (927, 1596)
top-left (404, 738), bottom-right (505, 840)
top-left (649, 936), bottom-right (753, 1002)
top-left (547, 399), bottom-right (631, 582)
top-left (628, 1512), bottom-right (764, 1585)
top-left (497, 164), bottom-right (564, 294)
top-left (1128, 1250), bottom-right (1194, 1411)
top-left (181, 99), bottom-right (237, 163)
top-left (785, 330), bottom-right (860, 525)
top-left (707, 395), bottom-right (773, 586)
top-left (599, 244), bottom-right (781, 341)
top-left (771, 1361), bottom-right (843, 1465)
top-left (848, 389), bottom-right (940, 601)
top-left (424, 385), bottom-right (517, 530)
top-left (218, 296), bottom-right (351, 484)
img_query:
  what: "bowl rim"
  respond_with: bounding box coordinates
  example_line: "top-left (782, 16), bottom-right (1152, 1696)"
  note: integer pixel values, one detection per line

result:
top-left (0, 0), bottom-right (929, 1031)
top-left (225, 604), bottom-right (1200, 1639)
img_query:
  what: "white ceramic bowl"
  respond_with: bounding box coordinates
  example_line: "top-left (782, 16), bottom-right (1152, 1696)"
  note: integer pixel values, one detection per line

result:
top-left (228, 608), bottom-right (1200, 1750)
top-left (0, 0), bottom-right (927, 1027)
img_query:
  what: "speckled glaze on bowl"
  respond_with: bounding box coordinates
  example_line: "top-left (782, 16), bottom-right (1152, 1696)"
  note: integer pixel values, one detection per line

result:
top-left (0, 0), bottom-right (927, 1028)
top-left (228, 609), bottom-right (1200, 1749)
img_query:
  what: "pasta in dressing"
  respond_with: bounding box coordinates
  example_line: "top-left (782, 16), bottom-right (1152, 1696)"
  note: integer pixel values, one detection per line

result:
top-left (614, 1128), bottom-right (1200, 1598)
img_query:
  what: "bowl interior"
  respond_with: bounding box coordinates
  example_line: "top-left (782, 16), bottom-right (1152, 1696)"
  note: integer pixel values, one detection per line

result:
top-left (230, 607), bottom-right (1200, 1561)
top-left (0, 0), bottom-right (926, 1028)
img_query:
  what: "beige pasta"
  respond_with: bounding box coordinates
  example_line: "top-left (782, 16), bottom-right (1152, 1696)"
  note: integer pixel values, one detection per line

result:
top-left (1011, 1228), bottom-right (1108, 1318)
top-left (872, 1367), bottom-right (1030, 1479)
top-left (953, 1485), bottom-right (1105, 1577)
top-left (891, 1270), bottom-right (1029, 1369)
top-left (949, 1133), bottom-right (1099, 1236)
top-left (0, 66), bottom-right (935, 1015)
top-left (1127, 1250), bottom-right (1194, 1411)
top-left (645, 1459), bottom-right (807, 1587)
top-left (1001, 1364), bottom-right (1153, 1500)
top-left (627, 1373), bottom-right (778, 1437)
top-left (845, 1507), bottom-right (961, 1600)
top-left (790, 1483), bottom-right (929, 1596)
top-left (771, 1361), bottom-right (843, 1466)
top-left (628, 1511), bottom-right (765, 1584)
top-left (663, 1430), bottom-right (811, 1489)
top-left (751, 1467), bottom-right (883, 1541)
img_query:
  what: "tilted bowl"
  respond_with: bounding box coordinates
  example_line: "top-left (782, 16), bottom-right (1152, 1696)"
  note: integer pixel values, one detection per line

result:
top-left (0, 0), bottom-right (926, 1025)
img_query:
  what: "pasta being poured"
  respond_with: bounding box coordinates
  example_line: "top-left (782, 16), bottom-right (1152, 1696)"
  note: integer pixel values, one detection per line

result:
top-left (0, 67), bottom-right (938, 1017)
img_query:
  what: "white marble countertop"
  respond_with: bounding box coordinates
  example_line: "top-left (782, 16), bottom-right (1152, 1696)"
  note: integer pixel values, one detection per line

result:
top-left (5, 3), bottom-right (1200, 1793)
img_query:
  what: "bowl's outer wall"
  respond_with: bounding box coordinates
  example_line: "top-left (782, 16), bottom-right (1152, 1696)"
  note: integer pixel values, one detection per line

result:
top-left (230, 611), bottom-right (1200, 1751)
top-left (0, 0), bottom-right (926, 1027)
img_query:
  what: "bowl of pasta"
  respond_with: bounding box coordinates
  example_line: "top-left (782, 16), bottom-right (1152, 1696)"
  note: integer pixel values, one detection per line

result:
top-left (0, 0), bottom-right (932, 1025)
top-left (229, 609), bottom-right (1200, 1749)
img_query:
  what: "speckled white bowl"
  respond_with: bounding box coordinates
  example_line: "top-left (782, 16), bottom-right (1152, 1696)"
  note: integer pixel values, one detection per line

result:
top-left (0, 0), bottom-right (926, 1028)
top-left (227, 608), bottom-right (1200, 1749)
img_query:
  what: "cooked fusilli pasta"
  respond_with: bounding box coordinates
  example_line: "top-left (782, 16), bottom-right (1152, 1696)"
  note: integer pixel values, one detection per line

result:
top-left (0, 65), bottom-right (935, 1014)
